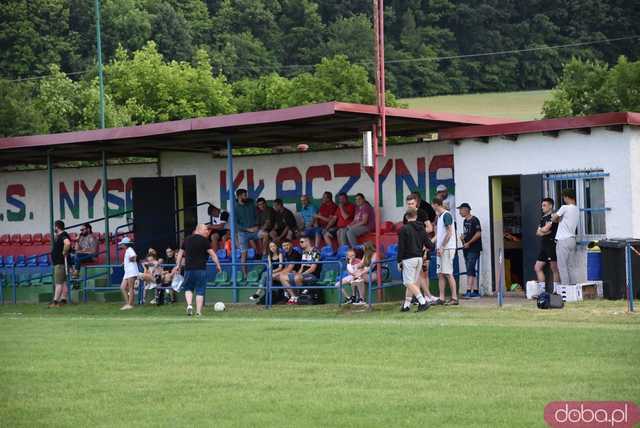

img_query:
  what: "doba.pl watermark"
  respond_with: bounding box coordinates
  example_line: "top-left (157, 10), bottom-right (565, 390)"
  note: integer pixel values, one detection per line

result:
top-left (544, 401), bottom-right (640, 428)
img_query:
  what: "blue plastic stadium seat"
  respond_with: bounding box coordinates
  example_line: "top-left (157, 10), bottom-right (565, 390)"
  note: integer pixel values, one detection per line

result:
top-left (336, 244), bottom-right (350, 259)
top-left (5, 255), bottom-right (14, 266)
top-left (216, 249), bottom-right (228, 261)
top-left (38, 255), bottom-right (50, 266)
top-left (0, 255), bottom-right (3, 267)
top-left (16, 255), bottom-right (26, 267)
top-left (320, 245), bottom-right (336, 260)
top-left (385, 244), bottom-right (398, 258)
top-left (247, 248), bottom-right (256, 260)
top-left (26, 255), bottom-right (37, 267)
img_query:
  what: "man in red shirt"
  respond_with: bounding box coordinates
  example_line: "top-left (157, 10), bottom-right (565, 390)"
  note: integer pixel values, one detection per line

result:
top-left (310, 191), bottom-right (338, 248)
top-left (324, 192), bottom-right (355, 248)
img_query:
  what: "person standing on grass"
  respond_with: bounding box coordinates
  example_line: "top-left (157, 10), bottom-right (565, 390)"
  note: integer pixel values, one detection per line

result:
top-left (397, 207), bottom-right (430, 312)
top-left (48, 220), bottom-right (71, 308)
top-left (433, 198), bottom-right (458, 306)
top-left (534, 198), bottom-right (560, 293)
top-left (458, 203), bottom-right (482, 299)
top-left (173, 224), bottom-right (222, 317)
top-left (403, 193), bottom-right (438, 304)
top-left (119, 237), bottom-right (138, 311)
top-left (552, 189), bottom-right (580, 285)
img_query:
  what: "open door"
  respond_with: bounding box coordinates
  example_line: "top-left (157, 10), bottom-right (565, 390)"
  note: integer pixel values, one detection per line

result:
top-left (489, 177), bottom-right (504, 293)
top-left (519, 174), bottom-right (543, 283)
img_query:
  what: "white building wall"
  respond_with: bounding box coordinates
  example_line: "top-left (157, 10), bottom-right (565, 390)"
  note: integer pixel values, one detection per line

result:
top-left (452, 127), bottom-right (635, 294)
top-left (629, 128), bottom-right (640, 239)
top-left (159, 142), bottom-right (455, 223)
top-left (0, 163), bottom-right (158, 234)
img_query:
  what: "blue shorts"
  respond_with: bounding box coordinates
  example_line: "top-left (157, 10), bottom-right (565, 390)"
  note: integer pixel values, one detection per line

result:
top-left (182, 269), bottom-right (207, 296)
top-left (303, 227), bottom-right (323, 238)
top-left (463, 251), bottom-right (480, 277)
top-left (288, 272), bottom-right (318, 284)
top-left (238, 230), bottom-right (259, 252)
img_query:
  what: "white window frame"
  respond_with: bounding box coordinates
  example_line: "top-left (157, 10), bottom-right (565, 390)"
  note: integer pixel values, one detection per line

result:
top-left (543, 170), bottom-right (609, 242)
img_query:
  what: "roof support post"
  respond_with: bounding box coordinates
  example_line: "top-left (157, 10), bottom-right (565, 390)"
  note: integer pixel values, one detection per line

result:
top-left (372, 124), bottom-right (383, 302)
top-left (47, 151), bottom-right (55, 254)
top-left (102, 151), bottom-right (110, 264)
top-left (227, 137), bottom-right (238, 302)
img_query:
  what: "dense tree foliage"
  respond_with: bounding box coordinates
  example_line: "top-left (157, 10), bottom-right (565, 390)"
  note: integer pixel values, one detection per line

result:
top-left (1, 0), bottom-right (639, 136)
top-left (543, 56), bottom-right (640, 118)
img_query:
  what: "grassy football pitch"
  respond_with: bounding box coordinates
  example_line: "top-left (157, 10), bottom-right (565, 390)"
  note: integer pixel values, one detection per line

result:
top-left (1, 299), bottom-right (638, 427)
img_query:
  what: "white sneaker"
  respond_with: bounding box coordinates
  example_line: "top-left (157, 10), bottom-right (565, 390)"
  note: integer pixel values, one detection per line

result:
top-left (186, 305), bottom-right (193, 316)
top-left (354, 298), bottom-right (366, 306)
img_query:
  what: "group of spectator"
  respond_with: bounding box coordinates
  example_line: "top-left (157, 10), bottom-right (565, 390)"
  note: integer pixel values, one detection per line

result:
top-left (216, 189), bottom-right (376, 266)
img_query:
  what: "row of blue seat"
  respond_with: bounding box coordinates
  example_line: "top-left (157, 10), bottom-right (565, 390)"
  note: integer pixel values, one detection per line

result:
top-left (0, 255), bottom-right (50, 268)
top-left (212, 244), bottom-right (396, 263)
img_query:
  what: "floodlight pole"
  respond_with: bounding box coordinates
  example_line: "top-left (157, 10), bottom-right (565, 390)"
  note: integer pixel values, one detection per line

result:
top-left (102, 151), bottom-right (110, 264)
top-left (47, 151), bottom-right (55, 297)
top-left (373, 0), bottom-right (386, 301)
top-left (372, 125), bottom-right (383, 301)
top-left (227, 138), bottom-right (238, 302)
top-left (95, 0), bottom-right (105, 129)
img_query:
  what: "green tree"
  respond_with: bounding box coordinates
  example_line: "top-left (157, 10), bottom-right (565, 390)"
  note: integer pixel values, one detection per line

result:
top-left (323, 14), bottom-right (374, 65)
top-left (106, 42), bottom-right (235, 123)
top-left (542, 56), bottom-right (640, 118)
top-left (0, 80), bottom-right (46, 137)
top-left (210, 32), bottom-right (280, 79)
top-left (146, 1), bottom-right (193, 61)
top-left (0, 0), bottom-right (76, 78)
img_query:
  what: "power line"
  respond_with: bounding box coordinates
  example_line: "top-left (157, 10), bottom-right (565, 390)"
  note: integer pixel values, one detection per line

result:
top-left (2, 34), bottom-right (638, 80)
top-left (229, 34), bottom-right (640, 71)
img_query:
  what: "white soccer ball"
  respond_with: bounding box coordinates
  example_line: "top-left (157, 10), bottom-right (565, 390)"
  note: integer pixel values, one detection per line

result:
top-left (213, 301), bottom-right (226, 312)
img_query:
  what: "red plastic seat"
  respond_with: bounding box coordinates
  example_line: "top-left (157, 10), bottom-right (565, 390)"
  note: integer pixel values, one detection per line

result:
top-left (381, 221), bottom-right (395, 234)
top-left (10, 234), bottom-right (21, 245)
top-left (20, 234), bottom-right (32, 245)
top-left (32, 233), bottom-right (43, 244)
top-left (0, 234), bottom-right (9, 245)
top-left (394, 221), bottom-right (404, 231)
top-left (43, 233), bottom-right (52, 244)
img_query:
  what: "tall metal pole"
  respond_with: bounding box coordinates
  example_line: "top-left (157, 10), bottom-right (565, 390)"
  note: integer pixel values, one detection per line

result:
top-left (47, 151), bottom-right (55, 252)
top-left (227, 138), bottom-right (238, 302)
top-left (372, 124), bottom-right (383, 301)
top-left (373, 0), bottom-right (386, 156)
top-left (95, 0), bottom-right (105, 129)
top-left (47, 151), bottom-right (55, 296)
top-left (102, 151), bottom-right (110, 264)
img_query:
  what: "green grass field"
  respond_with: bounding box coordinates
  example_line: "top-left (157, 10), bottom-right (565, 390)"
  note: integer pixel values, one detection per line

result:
top-left (402, 90), bottom-right (552, 121)
top-left (1, 299), bottom-right (639, 428)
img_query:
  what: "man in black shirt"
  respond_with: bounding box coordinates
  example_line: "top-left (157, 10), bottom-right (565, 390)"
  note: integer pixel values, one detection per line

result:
top-left (458, 203), bottom-right (482, 299)
top-left (534, 198), bottom-right (560, 292)
top-left (49, 220), bottom-right (71, 308)
top-left (402, 193), bottom-right (437, 304)
top-left (256, 197), bottom-right (276, 253)
top-left (397, 208), bottom-right (430, 312)
top-left (270, 199), bottom-right (297, 243)
top-left (173, 224), bottom-right (222, 316)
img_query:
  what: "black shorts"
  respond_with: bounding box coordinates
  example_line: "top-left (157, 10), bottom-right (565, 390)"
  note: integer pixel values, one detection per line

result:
top-left (537, 241), bottom-right (557, 262)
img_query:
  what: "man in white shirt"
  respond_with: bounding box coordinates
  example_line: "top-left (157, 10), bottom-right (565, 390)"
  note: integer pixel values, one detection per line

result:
top-left (552, 189), bottom-right (580, 285)
top-left (119, 237), bottom-right (139, 310)
top-left (433, 197), bottom-right (459, 305)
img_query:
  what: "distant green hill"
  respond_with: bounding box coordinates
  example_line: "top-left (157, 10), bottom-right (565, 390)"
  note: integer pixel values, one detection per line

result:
top-left (401, 90), bottom-right (552, 121)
